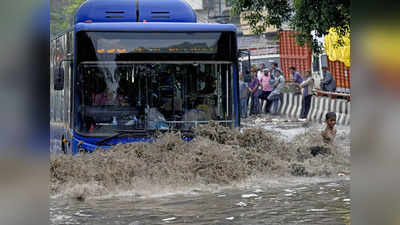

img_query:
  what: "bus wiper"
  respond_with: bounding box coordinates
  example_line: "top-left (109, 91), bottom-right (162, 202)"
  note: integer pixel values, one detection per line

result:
top-left (96, 129), bottom-right (147, 146)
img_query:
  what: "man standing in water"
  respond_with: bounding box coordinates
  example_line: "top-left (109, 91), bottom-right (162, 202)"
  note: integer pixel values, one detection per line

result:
top-left (321, 112), bottom-right (337, 144)
top-left (310, 112), bottom-right (337, 156)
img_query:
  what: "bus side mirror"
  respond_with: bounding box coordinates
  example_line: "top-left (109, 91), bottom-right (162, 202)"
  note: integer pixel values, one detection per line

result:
top-left (54, 62), bottom-right (64, 90)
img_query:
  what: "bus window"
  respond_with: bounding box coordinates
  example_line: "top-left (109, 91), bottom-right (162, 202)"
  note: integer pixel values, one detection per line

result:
top-left (75, 63), bottom-right (233, 135)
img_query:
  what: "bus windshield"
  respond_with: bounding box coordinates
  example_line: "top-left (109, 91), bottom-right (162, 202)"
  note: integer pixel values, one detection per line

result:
top-left (76, 31), bottom-right (236, 62)
top-left (75, 62), bottom-right (234, 135)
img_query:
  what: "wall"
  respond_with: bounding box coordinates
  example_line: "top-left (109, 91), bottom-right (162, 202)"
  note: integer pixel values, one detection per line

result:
top-left (279, 30), bottom-right (312, 80)
top-left (259, 93), bottom-right (351, 126)
top-left (327, 59), bottom-right (351, 92)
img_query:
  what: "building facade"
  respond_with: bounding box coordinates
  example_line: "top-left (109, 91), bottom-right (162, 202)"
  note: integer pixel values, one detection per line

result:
top-left (185, 0), bottom-right (281, 70)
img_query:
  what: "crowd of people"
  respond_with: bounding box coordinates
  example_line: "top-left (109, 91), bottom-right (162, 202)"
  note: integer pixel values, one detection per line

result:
top-left (239, 63), bottom-right (337, 122)
top-left (240, 63), bottom-right (338, 146)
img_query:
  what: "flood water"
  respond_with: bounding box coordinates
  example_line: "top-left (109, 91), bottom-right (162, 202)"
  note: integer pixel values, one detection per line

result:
top-left (50, 116), bottom-right (351, 224)
top-left (50, 178), bottom-right (350, 225)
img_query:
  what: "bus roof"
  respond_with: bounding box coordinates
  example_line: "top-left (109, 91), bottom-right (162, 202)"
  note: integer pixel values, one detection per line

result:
top-left (75, 0), bottom-right (196, 24)
top-left (75, 22), bottom-right (237, 33)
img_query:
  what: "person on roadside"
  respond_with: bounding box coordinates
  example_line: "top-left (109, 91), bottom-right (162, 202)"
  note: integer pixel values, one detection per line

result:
top-left (289, 66), bottom-right (303, 84)
top-left (257, 63), bottom-right (265, 81)
top-left (239, 72), bottom-right (249, 118)
top-left (289, 66), bottom-right (303, 95)
top-left (243, 69), bottom-right (251, 83)
top-left (259, 68), bottom-right (273, 114)
top-left (321, 66), bottom-right (337, 92)
top-left (268, 69), bottom-right (285, 115)
top-left (299, 70), bottom-right (314, 121)
top-left (248, 68), bottom-right (261, 115)
top-left (270, 62), bottom-right (283, 78)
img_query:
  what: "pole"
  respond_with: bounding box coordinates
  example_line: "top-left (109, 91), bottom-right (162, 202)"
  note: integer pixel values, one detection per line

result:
top-left (218, 0), bottom-right (221, 23)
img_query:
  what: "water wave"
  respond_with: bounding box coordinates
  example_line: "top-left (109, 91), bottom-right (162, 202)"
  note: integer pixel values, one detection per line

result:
top-left (50, 121), bottom-right (350, 199)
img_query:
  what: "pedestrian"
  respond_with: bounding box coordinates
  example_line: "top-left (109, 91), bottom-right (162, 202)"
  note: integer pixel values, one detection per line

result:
top-left (257, 63), bottom-right (265, 81)
top-left (289, 66), bottom-right (303, 84)
top-left (320, 66), bottom-right (337, 92)
top-left (239, 72), bottom-right (249, 118)
top-left (299, 70), bottom-right (314, 121)
top-left (268, 69), bottom-right (285, 115)
top-left (289, 66), bottom-right (303, 95)
top-left (321, 112), bottom-right (337, 144)
top-left (259, 68), bottom-right (273, 114)
top-left (243, 69), bottom-right (251, 83)
top-left (270, 62), bottom-right (283, 78)
top-left (248, 68), bottom-right (261, 115)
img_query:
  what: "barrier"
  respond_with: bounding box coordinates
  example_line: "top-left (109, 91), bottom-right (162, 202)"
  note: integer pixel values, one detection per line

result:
top-left (278, 92), bottom-right (350, 125)
top-left (245, 90), bottom-right (350, 126)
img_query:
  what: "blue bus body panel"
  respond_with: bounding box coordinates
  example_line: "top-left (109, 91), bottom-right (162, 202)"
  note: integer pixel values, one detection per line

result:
top-left (71, 132), bottom-right (152, 154)
top-left (71, 132), bottom-right (193, 154)
top-left (75, 0), bottom-right (138, 24)
top-left (75, 0), bottom-right (196, 24)
top-left (138, 0), bottom-right (196, 22)
top-left (75, 22), bottom-right (237, 33)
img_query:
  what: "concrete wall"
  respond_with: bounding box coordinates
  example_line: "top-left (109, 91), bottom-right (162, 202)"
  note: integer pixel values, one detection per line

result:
top-left (256, 93), bottom-right (351, 126)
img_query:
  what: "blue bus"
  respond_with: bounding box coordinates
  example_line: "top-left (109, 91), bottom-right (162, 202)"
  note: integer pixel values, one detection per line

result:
top-left (50, 0), bottom-right (239, 154)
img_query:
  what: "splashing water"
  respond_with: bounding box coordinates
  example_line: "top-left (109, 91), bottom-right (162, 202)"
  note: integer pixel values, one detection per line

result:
top-left (50, 121), bottom-right (350, 200)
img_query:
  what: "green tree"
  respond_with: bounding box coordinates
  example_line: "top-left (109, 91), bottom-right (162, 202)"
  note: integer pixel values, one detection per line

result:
top-left (231, 0), bottom-right (350, 54)
top-left (51, 0), bottom-right (87, 37)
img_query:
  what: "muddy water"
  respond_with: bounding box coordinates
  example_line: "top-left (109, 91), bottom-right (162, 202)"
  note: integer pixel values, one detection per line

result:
top-left (50, 116), bottom-right (350, 224)
top-left (50, 178), bottom-right (350, 225)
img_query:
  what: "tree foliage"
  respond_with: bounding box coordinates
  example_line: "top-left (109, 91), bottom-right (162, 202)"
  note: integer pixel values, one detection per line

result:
top-left (51, 0), bottom-right (86, 37)
top-left (231, 0), bottom-right (350, 54)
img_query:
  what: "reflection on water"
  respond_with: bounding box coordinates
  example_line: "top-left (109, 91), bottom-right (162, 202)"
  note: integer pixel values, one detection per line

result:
top-left (50, 179), bottom-right (350, 225)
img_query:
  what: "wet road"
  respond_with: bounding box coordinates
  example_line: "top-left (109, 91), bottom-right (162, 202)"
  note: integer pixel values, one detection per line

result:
top-left (50, 178), bottom-right (350, 225)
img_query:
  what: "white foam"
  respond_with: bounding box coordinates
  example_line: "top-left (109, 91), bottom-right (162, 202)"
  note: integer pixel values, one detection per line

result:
top-left (235, 202), bottom-right (247, 207)
top-left (307, 209), bottom-right (328, 212)
top-left (295, 187), bottom-right (307, 190)
top-left (241, 193), bottom-right (258, 198)
top-left (51, 214), bottom-right (72, 221)
top-left (162, 217), bottom-right (176, 221)
top-left (253, 189), bottom-right (264, 193)
top-left (326, 183), bottom-right (340, 187)
top-left (284, 189), bottom-right (296, 193)
top-left (74, 211), bottom-right (92, 217)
